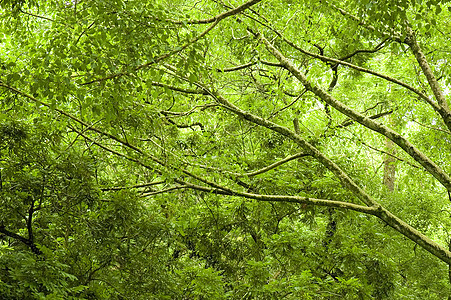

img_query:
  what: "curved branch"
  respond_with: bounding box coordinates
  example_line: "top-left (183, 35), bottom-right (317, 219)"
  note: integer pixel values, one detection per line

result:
top-left (141, 185), bottom-right (189, 197)
top-left (190, 152), bottom-right (310, 178)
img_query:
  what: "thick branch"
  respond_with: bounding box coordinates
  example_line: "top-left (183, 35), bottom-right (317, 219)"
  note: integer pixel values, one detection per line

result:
top-left (375, 208), bottom-right (451, 265)
top-left (405, 26), bottom-right (451, 132)
top-left (179, 183), bottom-right (376, 214)
top-left (256, 32), bottom-right (451, 192)
top-left (206, 89), bottom-right (379, 207)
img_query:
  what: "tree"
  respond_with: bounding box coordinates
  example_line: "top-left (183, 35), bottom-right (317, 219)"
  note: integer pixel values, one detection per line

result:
top-left (1, 0), bottom-right (451, 298)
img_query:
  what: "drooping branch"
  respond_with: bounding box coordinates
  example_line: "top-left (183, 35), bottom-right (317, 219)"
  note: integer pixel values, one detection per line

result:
top-left (255, 31), bottom-right (451, 192)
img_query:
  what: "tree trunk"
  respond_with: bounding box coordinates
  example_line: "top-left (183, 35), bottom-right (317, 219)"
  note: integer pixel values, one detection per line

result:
top-left (449, 241), bottom-right (451, 300)
top-left (383, 137), bottom-right (397, 191)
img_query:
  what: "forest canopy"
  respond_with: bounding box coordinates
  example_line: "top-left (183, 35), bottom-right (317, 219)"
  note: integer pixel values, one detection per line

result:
top-left (2, 0), bottom-right (451, 298)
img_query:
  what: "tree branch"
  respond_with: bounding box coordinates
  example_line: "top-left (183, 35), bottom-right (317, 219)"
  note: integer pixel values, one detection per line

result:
top-left (215, 61), bottom-right (257, 72)
top-left (279, 36), bottom-right (439, 112)
top-left (338, 38), bottom-right (389, 62)
top-left (324, 1), bottom-right (402, 41)
top-left (254, 31), bottom-right (451, 192)
top-left (162, 0), bottom-right (262, 24)
top-left (141, 185), bottom-right (189, 197)
top-left (101, 181), bottom-right (165, 191)
top-left (5, 80), bottom-right (451, 264)
top-left (0, 225), bottom-right (42, 255)
top-left (149, 81), bottom-right (209, 95)
top-left (405, 26), bottom-right (451, 132)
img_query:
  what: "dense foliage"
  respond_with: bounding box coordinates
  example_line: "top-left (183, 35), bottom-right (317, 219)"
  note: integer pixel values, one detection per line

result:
top-left (2, 0), bottom-right (451, 298)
